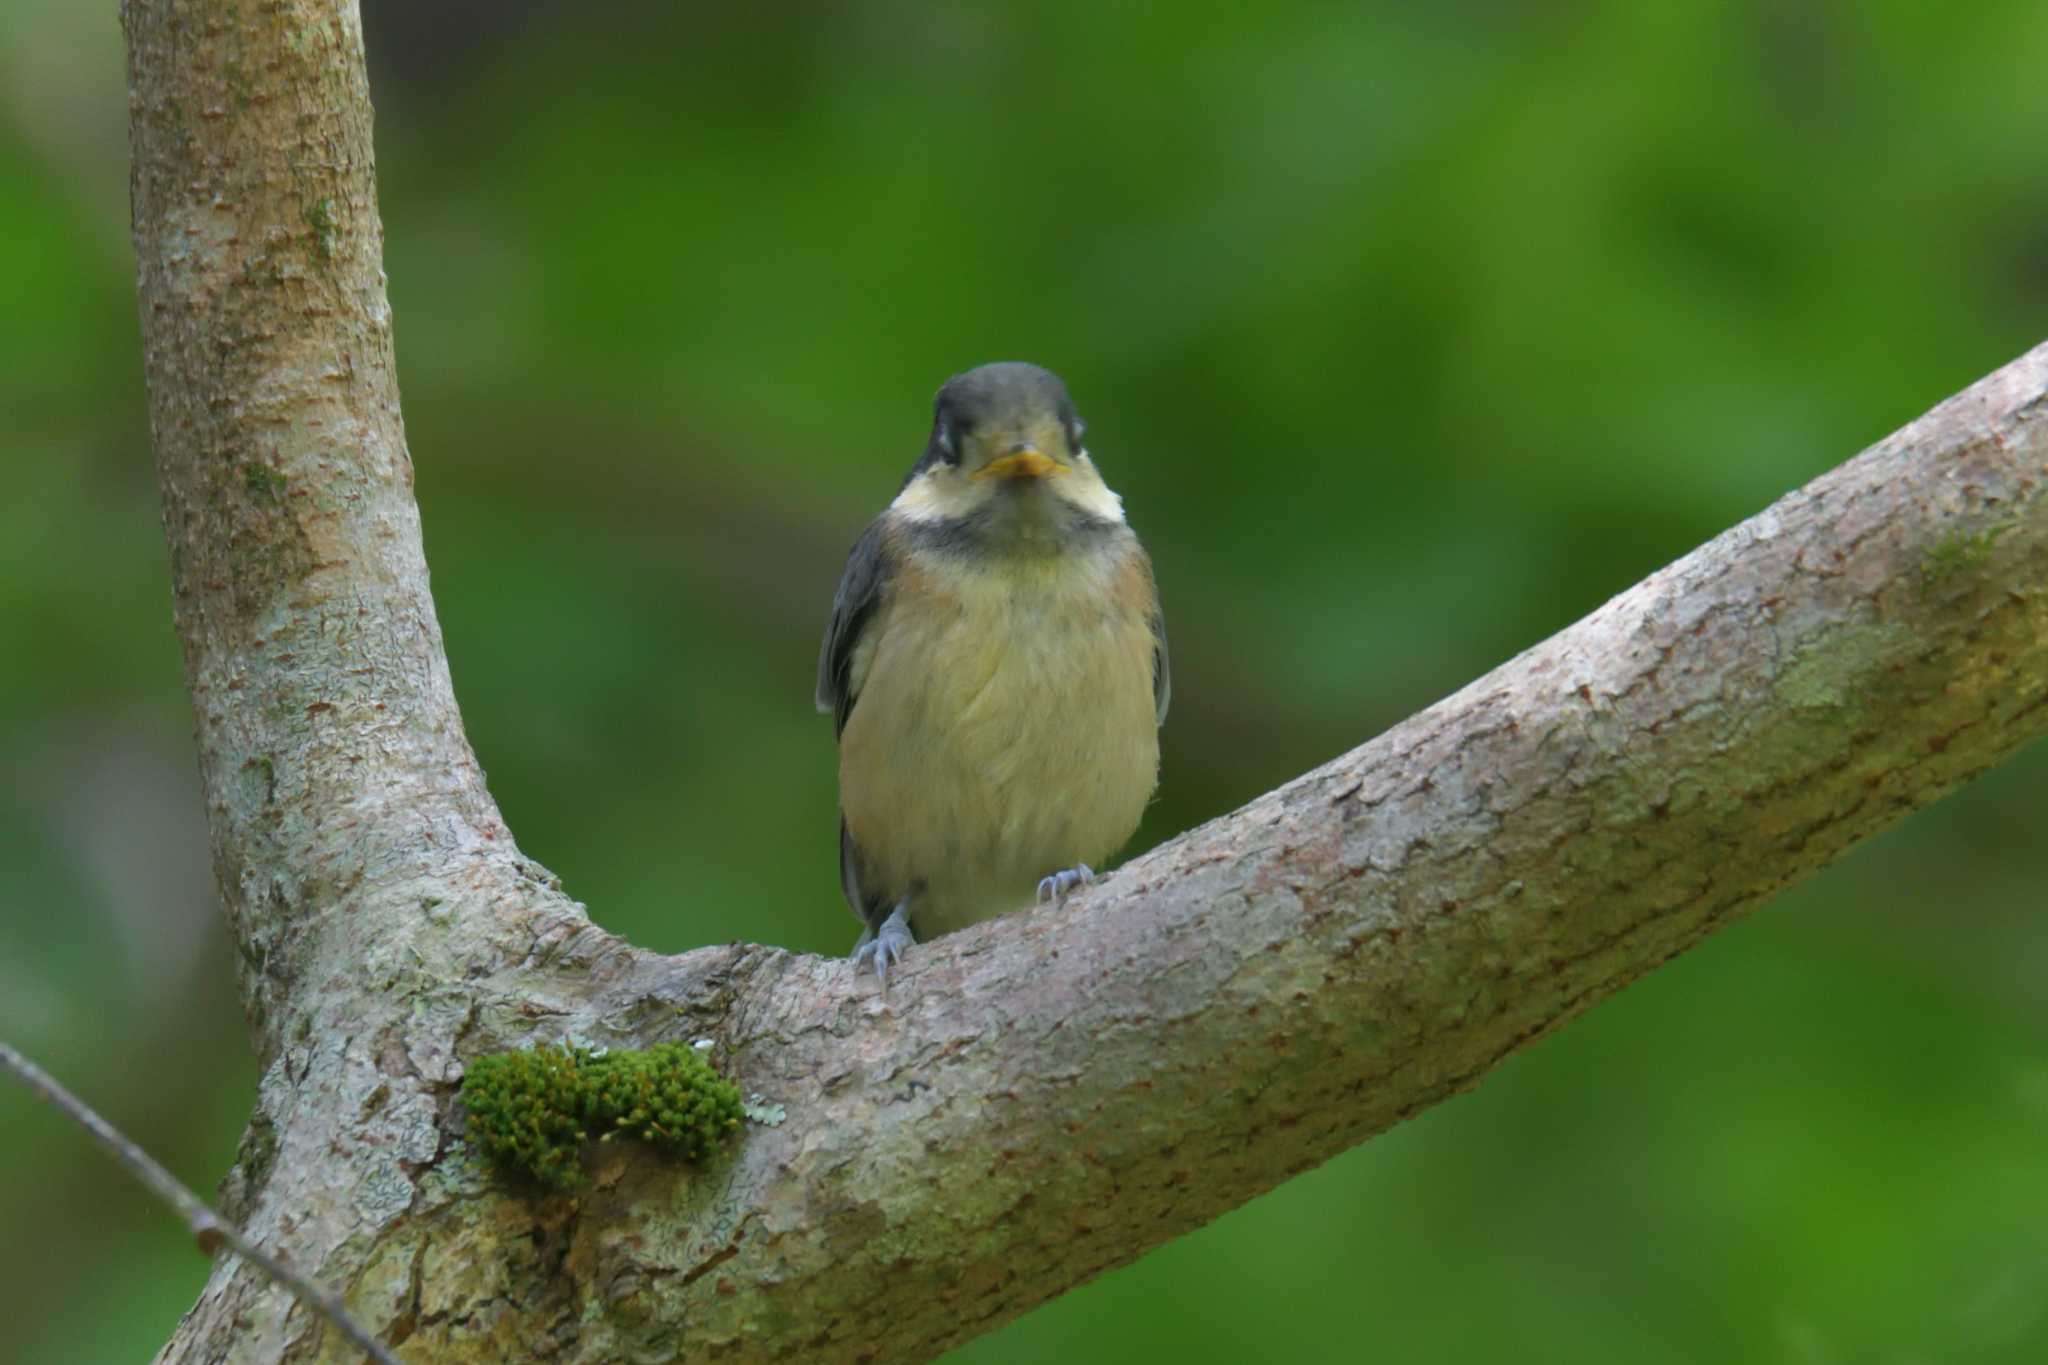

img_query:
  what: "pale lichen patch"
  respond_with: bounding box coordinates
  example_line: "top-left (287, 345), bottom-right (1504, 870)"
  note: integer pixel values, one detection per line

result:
top-left (1771, 620), bottom-right (1911, 721)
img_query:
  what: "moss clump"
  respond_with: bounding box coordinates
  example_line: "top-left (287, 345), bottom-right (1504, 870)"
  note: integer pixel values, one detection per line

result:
top-left (462, 1044), bottom-right (591, 1189)
top-left (462, 1042), bottom-right (744, 1190)
top-left (584, 1044), bottom-right (749, 1158)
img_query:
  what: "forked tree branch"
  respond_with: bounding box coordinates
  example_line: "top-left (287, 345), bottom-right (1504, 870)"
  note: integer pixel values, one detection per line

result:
top-left (121, 2), bottom-right (2048, 1362)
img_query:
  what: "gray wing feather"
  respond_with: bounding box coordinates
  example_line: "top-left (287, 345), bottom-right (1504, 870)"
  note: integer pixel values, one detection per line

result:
top-left (822, 521), bottom-right (893, 925)
top-left (815, 519), bottom-right (892, 736)
top-left (1150, 604), bottom-right (1171, 725)
top-left (839, 818), bottom-right (880, 922)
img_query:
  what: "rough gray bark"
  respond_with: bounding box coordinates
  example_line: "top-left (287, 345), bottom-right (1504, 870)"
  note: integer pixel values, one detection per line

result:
top-left (123, 2), bottom-right (2048, 1362)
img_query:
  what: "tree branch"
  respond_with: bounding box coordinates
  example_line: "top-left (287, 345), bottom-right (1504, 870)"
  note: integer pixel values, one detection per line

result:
top-left (0, 1043), bottom-right (399, 1365)
top-left (123, 2), bottom-right (2048, 1362)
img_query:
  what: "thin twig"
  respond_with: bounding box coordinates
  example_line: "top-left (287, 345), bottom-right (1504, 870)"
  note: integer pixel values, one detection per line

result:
top-left (0, 1039), bottom-right (400, 1365)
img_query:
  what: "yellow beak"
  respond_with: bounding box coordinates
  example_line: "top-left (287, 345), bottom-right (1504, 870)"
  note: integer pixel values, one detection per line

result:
top-left (972, 448), bottom-right (1061, 481)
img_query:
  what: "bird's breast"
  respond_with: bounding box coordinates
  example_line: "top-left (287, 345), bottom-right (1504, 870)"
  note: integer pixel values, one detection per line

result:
top-left (838, 534), bottom-right (1160, 934)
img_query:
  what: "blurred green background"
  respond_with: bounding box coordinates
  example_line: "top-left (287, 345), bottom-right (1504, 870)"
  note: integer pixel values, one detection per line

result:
top-left (4, 1), bottom-right (2047, 1360)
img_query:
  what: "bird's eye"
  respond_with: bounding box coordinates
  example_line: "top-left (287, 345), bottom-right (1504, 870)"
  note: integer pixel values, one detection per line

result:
top-left (1067, 419), bottom-right (1087, 454)
top-left (933, 418), bottom-right (961, 466)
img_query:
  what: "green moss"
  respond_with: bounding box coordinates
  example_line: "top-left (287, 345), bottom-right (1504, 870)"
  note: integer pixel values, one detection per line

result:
top-left (582, 1045), bottom-right (748, 1157)
top-left (304, 196), bottom-right (338, 265)
top-left (239, 753), bottom-right (276, 808)
top-left (243, 461), bottom-right (286, 502)
top-left (463, 1046), bottom-right (589, 1189)
top-left (461, 1042), bottom-right (745, 1190)
top-left (235, 1112), bottom-right (279, 1192)
top-left (1920, 522), bottom-right (2012, 590)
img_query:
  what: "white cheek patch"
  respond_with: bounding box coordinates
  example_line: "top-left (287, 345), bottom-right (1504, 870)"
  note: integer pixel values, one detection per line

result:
top-left (1058, 454), bottom-right (1127, 523)
top-left (890, 469), bottom-right (985, 524)
top-left (889, 455), bottom-right (1128, 526)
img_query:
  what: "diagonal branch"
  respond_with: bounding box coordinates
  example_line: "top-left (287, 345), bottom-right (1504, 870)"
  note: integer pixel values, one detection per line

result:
top-left (123, 2), bottom-right (2048, 1362)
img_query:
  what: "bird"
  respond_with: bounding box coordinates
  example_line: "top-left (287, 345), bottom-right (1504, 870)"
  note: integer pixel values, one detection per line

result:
top-left (816, 362), bottom-right (1169, 986)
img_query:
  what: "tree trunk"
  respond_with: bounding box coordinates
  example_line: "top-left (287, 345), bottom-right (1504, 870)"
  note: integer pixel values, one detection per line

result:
top-left (123, 2), bottom-right (2048, 1361)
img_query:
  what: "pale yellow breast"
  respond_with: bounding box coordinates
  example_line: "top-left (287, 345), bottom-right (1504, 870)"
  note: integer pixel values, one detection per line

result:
top-left (839, 540), bottom-right (1160, 936)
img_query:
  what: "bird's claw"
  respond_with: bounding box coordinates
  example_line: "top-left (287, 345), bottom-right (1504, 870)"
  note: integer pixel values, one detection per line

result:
top-left (852, 902), bottom-right (916, 990)
top-left (1036, 863), bottom-right (1095, 907)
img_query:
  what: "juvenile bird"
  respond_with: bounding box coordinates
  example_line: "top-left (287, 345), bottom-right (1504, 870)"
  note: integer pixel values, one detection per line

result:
top-left (816, 362), bottom-right (1169, 985)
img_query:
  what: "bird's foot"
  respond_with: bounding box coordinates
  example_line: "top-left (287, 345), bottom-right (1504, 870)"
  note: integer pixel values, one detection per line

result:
top-left (851, 900), bottom-right (916, 989)
top-left (1036, 863), bottom-right (1095, 907)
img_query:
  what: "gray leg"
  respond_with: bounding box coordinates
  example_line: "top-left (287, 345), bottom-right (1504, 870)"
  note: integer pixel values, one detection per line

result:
top-left (852, 898), bottom-right (916, 989)
top-left (1036, 863), bottom-right (1095, 907)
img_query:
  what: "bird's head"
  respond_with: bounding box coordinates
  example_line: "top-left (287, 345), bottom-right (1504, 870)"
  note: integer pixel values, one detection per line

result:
top-left (890, 362), bottom-right (1125, 536)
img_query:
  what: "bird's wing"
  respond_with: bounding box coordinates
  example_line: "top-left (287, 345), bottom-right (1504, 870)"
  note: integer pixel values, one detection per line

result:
top-left (1137, 543), bottom-right (1168, 725)
top-left (815, 518), bottom-right (893, 736)
top-left (838, 816), bottom-right (882, 922)
top-left (1150, 601), bottom-right (1171, 726)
